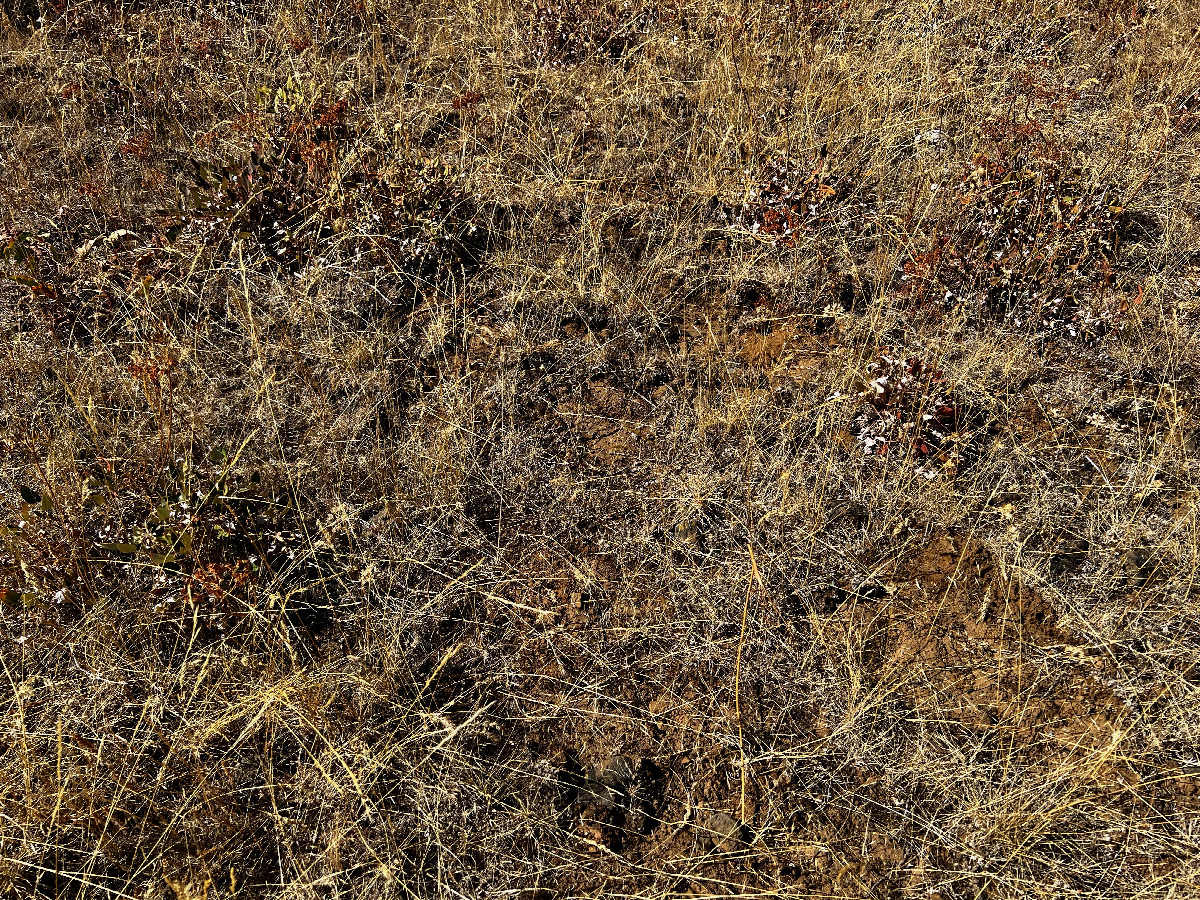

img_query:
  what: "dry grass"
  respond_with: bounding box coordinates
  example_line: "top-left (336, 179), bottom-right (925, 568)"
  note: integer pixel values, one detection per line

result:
top-left (2, 0), bottom-right (1199, 897)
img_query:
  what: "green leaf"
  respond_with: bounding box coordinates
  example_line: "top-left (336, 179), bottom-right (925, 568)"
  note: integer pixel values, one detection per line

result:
top-left (149, 552), bottom-right (175, 566)
top-left (97, 542), bottom-right (138, 554)
top-left (18, 486), bottom-right (40, 505)
top-left (209, 447), bottom-right (229, 464)
top-left (1, 590), bottom-right (38, 607)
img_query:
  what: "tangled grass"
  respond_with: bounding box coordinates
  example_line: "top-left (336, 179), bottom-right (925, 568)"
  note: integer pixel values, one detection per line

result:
top-left (2, 1), bottom-right (1200, 898)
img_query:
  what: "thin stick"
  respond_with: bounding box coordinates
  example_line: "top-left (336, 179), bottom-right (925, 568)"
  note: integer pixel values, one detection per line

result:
top-left (736, 544), bottom-right (763, 825)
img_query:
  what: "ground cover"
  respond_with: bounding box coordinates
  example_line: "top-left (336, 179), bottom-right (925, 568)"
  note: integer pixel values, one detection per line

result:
top-left (2, 1), bottom-right (1199, 897)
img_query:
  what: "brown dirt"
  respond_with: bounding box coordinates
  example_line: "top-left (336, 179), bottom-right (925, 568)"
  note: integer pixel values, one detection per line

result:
top-left (516, 530), bottom-right (1196, 898)
top-left (877, 534), bottom-right (1114, 741)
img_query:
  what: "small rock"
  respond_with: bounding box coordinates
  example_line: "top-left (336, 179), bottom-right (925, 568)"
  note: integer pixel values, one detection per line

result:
top-left (596, 755), bottom-right (634, 792)
top-left (1122, 546), bottom-right (1160, 588)
top-left (702, 812), bottom-right (746, 851)
top-left (575, 777), bottom-right (617, 808)
top-left (576, 756), bottom-right (636, 809)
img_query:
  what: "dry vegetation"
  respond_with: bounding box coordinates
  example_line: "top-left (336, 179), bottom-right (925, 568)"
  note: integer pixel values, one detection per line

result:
top-left (2, 0), bottom-right (1200, 897)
